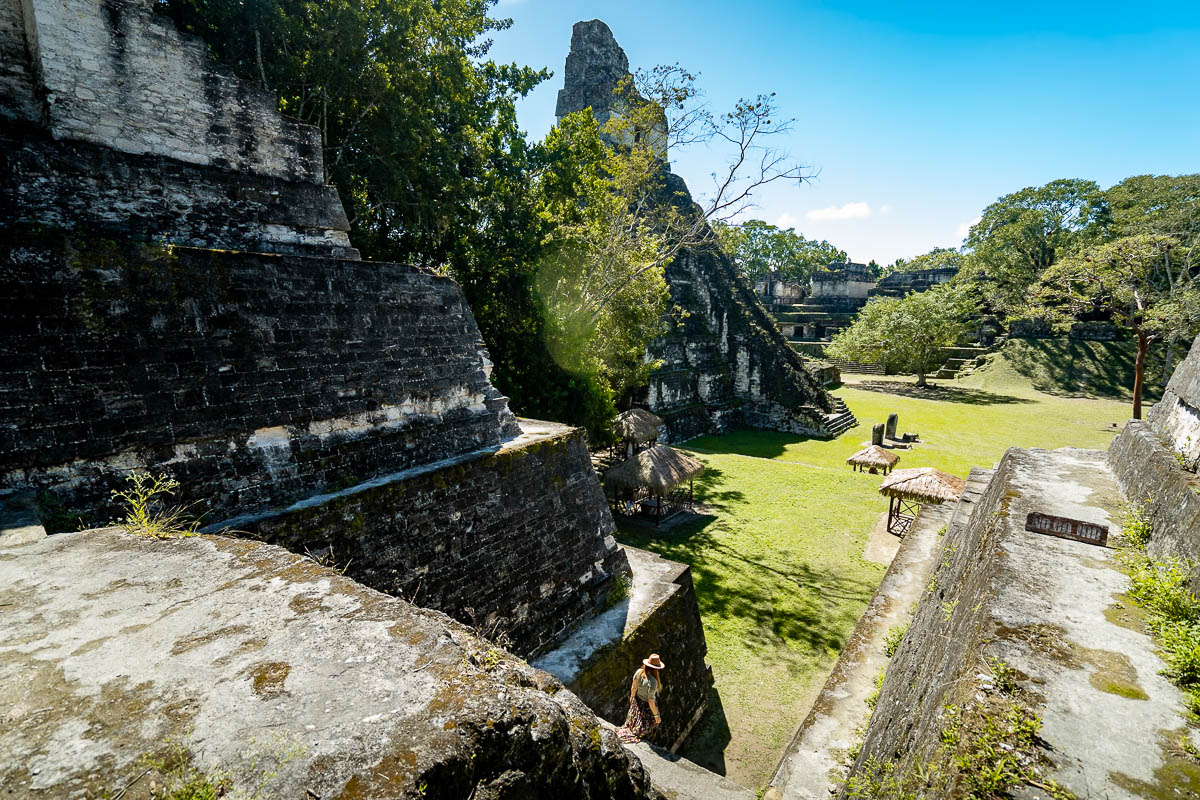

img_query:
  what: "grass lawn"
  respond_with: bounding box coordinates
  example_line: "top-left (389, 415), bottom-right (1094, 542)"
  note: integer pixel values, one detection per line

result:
top-left (616, 349), bottom-right (1141, 787)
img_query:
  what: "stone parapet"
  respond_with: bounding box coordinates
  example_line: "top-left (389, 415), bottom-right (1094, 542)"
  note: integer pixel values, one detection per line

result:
top-left (0, 528), bottom-right (662, 799)
top-left (1109, 420), bottom-right (1200, 583)
top-left (534, 546), bottom-right (713, 752)
top-left (231, 420), bottom-right (629, 659)
top-left (845, 448), bottom-right (1194, 799)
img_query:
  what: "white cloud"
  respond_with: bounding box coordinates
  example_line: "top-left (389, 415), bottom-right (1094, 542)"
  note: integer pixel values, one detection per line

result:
top-left (879, 204), bottom-right (892, 215)
top-left (775, 211), bottom-right (799, 230)
top-left (955, 215), bottom-right (982, 240)
top-left (807, 202), bottom-right (872, 221)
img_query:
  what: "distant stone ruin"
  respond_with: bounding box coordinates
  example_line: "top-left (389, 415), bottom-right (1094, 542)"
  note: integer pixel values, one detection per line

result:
top-left (556, 20), bottom-right (855, 442)
top-left (869, 266), bottom-right (958, 299)
top-left (0, 1), bottom-right (716, 795)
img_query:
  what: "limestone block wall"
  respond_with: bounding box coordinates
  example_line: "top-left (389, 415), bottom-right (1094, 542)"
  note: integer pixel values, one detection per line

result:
top-left (844, 462), bottom-right (1009, 789)
top-left (1, 236), bottom-right (518, 526)
top-left (1, 128), bottom-right (356, 258)
top-left (1110, 333), bottom-right (1200, 581)
top-left (649, 221), bottom-right (831, 442)
top-left (231, 422), bottom-right (629, 659)
top-left (0, 0), bottom-right (37, 122)
top-left (18, 0), bottom-right (323, 184)
top-left (555, 548), bottom-right (713, 752)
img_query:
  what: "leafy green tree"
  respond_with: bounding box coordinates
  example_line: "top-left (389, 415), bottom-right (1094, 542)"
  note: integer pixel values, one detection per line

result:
top-left (963, 179), bottom-right (1108, 315)
top-left (887, 247), bottom-right (964, 274)
top-left (1031, 234), bottom-right (1197, 419)
top-left (157, 0), bottom-right (630, 435)
top-left (533, 67), bottom-right (811, 409)
top-left (828, 284), bottom-right (977, 386)
top-left (713, 220), bottom-right (846, 284)
top-left (1104, 175), bottom-right (1200, 374)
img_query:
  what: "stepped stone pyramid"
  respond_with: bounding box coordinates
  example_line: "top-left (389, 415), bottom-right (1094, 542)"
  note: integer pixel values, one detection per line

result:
top-left (556, 20), bottom-right (857, 442)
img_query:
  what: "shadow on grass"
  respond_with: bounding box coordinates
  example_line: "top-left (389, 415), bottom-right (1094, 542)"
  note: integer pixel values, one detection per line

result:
top-left (676, 686), bottom-right (735, 775)
top-left (1002, 338), bottom-right (1164, 401)
top-left (687, 427), bottom-right (823, 461)
top-left (620, 514), bottom-right (878, 661)
top-left (853, 380), bottom-right (1035, 405)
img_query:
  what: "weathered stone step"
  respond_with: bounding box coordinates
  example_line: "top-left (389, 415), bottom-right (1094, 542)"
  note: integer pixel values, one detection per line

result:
top-left (606, 728), bottom-right (755, 800)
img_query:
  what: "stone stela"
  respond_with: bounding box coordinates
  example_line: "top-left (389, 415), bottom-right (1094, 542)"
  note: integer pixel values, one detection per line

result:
top-left (1024, 512), bottom-right (1108, 547)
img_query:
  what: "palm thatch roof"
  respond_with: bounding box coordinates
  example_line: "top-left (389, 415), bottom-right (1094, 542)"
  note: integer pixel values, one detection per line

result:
top-left (847, 445), bottom-right (900, 469)
top-left (612, 408), bottom-right (664, 443)
top-left (604, 445), bottom-right (704, 494)
top-left (878, 467), bottom-right (964, 503)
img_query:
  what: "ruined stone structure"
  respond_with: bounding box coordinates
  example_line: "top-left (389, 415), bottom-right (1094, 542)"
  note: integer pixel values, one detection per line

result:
top-left (1110, 332), bottom-right (1200, 582)
top-left (763, 263), bottom-right (876, 345)
top-left (868, 266), bottom-right (957, 299)
top-left (556, 20), bottom-right (854, 442)
top-left (0, 3), bottom-right (718, 793)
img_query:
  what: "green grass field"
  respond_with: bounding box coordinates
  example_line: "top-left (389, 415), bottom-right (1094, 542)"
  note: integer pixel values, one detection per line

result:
top-left (616, 343), bottom-right (1142, 786)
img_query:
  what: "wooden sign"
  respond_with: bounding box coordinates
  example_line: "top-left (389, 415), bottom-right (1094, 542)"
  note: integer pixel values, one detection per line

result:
top-left (1025, 512), bottom-right (1108, 547)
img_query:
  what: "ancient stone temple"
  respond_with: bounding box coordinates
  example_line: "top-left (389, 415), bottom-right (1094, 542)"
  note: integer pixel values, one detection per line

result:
top-left (556, 20), bottom-right (856, 442)
top-left (0, 2), bottom-right (713, 795)
top-left (869, 265), bottom-right (958, 299)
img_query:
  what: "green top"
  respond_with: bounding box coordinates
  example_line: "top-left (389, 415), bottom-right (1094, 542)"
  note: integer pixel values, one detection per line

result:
top-left (635, 670), bottom-right (659, 702)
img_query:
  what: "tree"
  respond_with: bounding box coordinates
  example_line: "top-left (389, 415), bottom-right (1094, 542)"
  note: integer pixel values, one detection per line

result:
top-left (157, 0), bottom-right (632, 436)
top-left (887, 247), bottom-right (964, 275)
top-left (828, 284), bottom-right (977, 386)
top-left (713, 220), bottom-right (846, 284)
top-left (1031, 234), bottom-right (1197, 419)
top-left (963, 179), bottom-right (1108, 315)
top-left (532, 66), bottom-right (812, 408)
top-left (1104, 175), bottom-right (1200, 375)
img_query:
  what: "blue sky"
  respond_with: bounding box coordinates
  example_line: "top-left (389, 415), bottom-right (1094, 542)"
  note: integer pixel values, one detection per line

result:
top-left (486, 0), bottom-right (1200, 265)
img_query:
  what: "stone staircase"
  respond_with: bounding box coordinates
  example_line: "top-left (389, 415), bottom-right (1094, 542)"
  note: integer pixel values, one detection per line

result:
top-left (821, 396), bottom-right (858, 438)
top-left (933, 346), bottom-right (990, 379)
top-left (604, 725), bottom-right (754, 800)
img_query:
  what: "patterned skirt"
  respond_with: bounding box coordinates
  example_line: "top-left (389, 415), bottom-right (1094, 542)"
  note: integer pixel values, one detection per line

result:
top-left (616, 696), bottom-right (657, 743)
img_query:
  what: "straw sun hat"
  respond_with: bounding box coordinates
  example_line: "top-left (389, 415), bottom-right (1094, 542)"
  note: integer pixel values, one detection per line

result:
top-left (643, 654), bottom-right (665, 670)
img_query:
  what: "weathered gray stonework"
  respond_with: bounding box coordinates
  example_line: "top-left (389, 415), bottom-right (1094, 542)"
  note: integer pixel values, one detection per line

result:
top-left (0, 528), bottom-right (663, 800)
top-left (555, 22), bottom-right (839, 443)
top-left (843, 448), bottom-right (1197, 799)
top-left (2, 2), bottom-right (716, 785)
top-left (1109, 332), bottom-right (1200, 582)
top-left (0, 0), bottom-right (355, 257)
top-left (535, 547), bottom-right (713, 752)
top-left (231, 421), bottom-right (628, 659)
top-left (1, 236), bottom-right (518, 527)
top-left (21, 0), bottom-right (324, 183)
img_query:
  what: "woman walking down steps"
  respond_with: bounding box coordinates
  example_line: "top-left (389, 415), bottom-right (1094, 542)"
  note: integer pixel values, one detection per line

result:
top-left (617, 654), bottom-right (665, 743)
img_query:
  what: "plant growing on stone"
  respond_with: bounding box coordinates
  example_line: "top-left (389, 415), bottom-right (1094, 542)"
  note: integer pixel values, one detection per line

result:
top-left (883, 622), bottom-right (908, 658)
top-left (1119, 498), bottom-right (1154, 548)
top-left (111, 472), bottom-right (200, 539)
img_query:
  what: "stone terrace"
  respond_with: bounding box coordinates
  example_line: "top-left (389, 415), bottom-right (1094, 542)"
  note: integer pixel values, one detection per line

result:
top-left (0, 528), bottom-right (660, 799)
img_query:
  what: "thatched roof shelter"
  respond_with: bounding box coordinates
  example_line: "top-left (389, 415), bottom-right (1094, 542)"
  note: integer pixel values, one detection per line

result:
top-left (612, 408), bottom-right (664, 443)
top-left (847, 445), bottom-right (899, 474)
top-left (879, 468), bottom-right (964, 503)
top-left (604, 445), bottom-right (704, 495)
